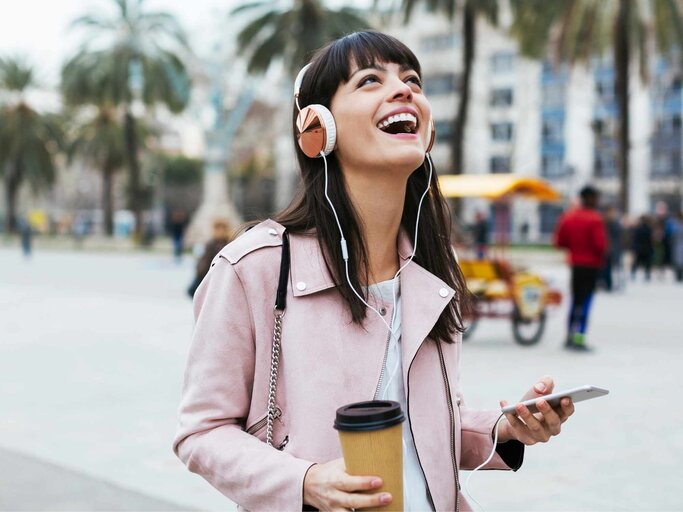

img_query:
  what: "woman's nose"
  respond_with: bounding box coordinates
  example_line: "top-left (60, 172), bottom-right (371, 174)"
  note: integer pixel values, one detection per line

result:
top-left (388, 78), bottom-right (413, 102)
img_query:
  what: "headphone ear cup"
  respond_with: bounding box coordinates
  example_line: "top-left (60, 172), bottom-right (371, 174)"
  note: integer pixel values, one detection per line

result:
top-left (296, 104), bottom-right (337, 158)
top-left (426, 118), bottom-right (436, 153)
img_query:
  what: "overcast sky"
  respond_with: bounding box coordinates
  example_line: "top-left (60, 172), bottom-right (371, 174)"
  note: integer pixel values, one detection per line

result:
top-left (0, 0), bottom-right (236, 87)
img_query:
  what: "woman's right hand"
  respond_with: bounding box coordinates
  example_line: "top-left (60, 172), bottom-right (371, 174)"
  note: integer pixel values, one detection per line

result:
top-left (303, 458), bottom-right (392, 511)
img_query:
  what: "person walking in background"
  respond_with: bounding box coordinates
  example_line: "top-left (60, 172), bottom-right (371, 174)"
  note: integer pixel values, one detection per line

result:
top-left (554, 185), bottom-right (607, 351)
top-left (671, 211), bottom-right (683, 282)
top-left (601, 205), bottom-right (624, 291)
top-left (631, 215), bottom-right (654, 281)
top-left (473, 210), bottom-right (489, 259)
top-left (169, 209), bottom-right (188, 263)
top-left (187, 219), bottom-right (233, 298)
top-left (18, 216), bottom-right (33, 259)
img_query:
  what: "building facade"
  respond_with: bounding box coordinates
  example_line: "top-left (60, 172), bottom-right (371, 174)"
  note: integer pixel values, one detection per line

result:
top-left (384, 8), bottom-right (683, 243)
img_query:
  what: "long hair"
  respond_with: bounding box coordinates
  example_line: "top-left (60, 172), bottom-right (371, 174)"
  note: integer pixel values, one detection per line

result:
top-left (275, 31), bottom-right (472, 342)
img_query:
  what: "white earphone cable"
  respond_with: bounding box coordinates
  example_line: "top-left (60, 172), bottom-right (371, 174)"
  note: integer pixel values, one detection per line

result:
top-left (320, 151), bottom-right (432, 332)
top-left (462, 413), bottom-right (506, 511)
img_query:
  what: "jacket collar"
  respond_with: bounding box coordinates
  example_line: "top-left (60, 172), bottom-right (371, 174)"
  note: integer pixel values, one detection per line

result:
top-left (287, 223), bottom-right (456, 371)
top-left (289, 228), bottom-right (416, 297)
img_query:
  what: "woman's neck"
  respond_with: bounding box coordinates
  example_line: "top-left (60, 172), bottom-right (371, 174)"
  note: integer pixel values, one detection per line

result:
top-left (345, 169), bottom-right (407, 284)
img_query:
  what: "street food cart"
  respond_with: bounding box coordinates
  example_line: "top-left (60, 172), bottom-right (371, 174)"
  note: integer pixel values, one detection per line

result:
top-left (439, 173), bottom-right (563, 345)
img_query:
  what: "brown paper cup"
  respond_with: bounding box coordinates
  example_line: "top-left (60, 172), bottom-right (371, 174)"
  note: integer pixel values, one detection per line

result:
top-left (334, 401), bottom-right (405, 511)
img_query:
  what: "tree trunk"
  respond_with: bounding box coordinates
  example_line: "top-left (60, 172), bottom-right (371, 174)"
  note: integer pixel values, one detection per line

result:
top-left (102, 164), bottom-right (115, 236)
top-left (451, 1), bottom-right (475, 219)
top-left (614, 0), bottom-right (630, 213)
top-left (4, 158), bottom-right (22, 234)
top-left (4, 171), bottom-right (18, 234)
top-left (123, 109), bottom-right (143, 241)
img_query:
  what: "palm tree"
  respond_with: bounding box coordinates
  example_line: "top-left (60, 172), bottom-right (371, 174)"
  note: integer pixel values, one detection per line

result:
top-left (66, 106), bottom-right (127, 236)
top-left (62, 0), bottom-right (191, 239)
top-left (232, 0), bottom-right (370, 76)
top-left (401, 0), bottom-right (499, 188)
top-left (509, 0), bottom-right (683, 213)
top-left (0, 58), bottom-right (62, 233)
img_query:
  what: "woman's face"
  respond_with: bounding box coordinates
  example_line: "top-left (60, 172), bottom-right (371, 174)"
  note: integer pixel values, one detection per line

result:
top-left (329, 60), bottom-right (431, 178)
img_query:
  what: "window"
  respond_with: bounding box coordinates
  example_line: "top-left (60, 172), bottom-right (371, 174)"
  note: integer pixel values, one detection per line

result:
top-left (539, 204), bottom-right (564, 234)
top-left (491, 122), bottom-right (513, 141)
top-left (652, 153), bottom-right (672, 175)
top-left (491, 52), bottom-right (515, 73)
top-left (596, 80), bottom-right (615, 103)
top-left (651, 151), bottom-right (681, 176)
top-left (541, 154), bottom-right (564, 177)
top-left (434, 120), bottom-right (454, 140)
top-left (542, 83), bottom-right (565, 106)
top-left (490, 88), bottom-right (513, 107)
top-left (424, 73), bottom-right (459, 96)
top-left (420, 34), bottom-right (457, 52)
top-left (490, 156), bottom-right (511, 173)
top-left (655, 114), bottom-right (682, 133)
top-left (594, 150), bottom-right (617, 177)
top-left (542, 117), bottom-right (563, 143)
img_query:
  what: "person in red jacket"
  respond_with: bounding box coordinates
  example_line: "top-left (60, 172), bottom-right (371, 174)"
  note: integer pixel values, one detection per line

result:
top-left (554, 185), bottom-right (607, 351)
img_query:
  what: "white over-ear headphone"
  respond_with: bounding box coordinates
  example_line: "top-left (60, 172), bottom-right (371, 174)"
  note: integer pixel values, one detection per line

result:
top-left (294, 64), bottom-right (337, 158)
top-left (294, 62), bottom-right (436, 158)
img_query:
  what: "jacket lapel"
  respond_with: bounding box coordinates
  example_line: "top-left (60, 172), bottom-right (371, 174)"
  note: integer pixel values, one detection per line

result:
top-left (397, 232), bottom-right (455, 386)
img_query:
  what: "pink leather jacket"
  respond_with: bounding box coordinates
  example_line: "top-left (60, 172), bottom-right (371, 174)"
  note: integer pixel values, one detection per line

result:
top-left (173, 220), bottom-right (521, 511)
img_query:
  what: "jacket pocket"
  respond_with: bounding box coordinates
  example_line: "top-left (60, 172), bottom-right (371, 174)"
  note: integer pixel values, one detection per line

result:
top-left (245, 406), bottom-right (282, 436)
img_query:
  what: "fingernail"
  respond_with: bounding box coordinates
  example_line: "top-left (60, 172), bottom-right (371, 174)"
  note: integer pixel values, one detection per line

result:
top-left (380, 493), bottom-right (392, 504)
top-left (534, 382), bottom-right (546, 392)
top-left (371, 478), bottom-right (382, 488)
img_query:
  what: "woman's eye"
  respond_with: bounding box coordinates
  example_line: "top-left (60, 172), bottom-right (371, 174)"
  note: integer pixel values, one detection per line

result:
top-left (406, 76), bottom-right (422, 88)
top-left (358, 75), bottom-right (379, 87)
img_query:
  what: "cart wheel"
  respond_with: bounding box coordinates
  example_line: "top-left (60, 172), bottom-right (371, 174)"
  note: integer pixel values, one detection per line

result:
top-left (511, 309), bottom-right (546, 346)
top-left (462, 315), bottom-right (479, 341)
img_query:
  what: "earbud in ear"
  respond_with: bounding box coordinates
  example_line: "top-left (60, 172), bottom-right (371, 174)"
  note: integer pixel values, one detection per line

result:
top-left (296, 104), bottom-right (337, 158)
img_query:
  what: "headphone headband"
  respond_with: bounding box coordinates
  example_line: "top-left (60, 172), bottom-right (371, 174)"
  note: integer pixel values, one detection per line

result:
top-left (294, 63), bottom-right (311, 99)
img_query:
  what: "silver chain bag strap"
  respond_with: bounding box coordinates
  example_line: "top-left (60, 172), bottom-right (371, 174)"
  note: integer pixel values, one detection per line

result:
top-left (266, 230), bottom-right (290, 447)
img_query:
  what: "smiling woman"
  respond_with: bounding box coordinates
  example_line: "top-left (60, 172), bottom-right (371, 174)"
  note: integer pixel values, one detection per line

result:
top-left (173, 31), bottom-right (575, 512)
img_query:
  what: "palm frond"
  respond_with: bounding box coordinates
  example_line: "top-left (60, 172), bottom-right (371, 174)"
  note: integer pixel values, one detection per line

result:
top-left (231, 1), bottom-right (272, 16)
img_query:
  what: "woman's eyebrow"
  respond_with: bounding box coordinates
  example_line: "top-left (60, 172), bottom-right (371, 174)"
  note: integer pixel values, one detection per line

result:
top-left (348, 64), bottom-right (415, 80)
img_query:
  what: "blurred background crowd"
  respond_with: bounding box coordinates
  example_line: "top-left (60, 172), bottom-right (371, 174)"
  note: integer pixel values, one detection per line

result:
top-left (3, 0), bottom-right (683, 275)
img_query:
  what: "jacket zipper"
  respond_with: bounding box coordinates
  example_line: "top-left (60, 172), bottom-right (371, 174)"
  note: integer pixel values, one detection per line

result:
top-left (436, 340), bottom-right (461, 512)
top-left (372, 327), bottom-right (393, 400)
top-left (245, 406), bottom-right (282, 435)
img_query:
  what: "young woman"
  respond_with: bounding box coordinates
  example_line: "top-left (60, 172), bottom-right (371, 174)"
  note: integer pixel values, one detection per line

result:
top-left (173, 31), bottom-right (575, 511)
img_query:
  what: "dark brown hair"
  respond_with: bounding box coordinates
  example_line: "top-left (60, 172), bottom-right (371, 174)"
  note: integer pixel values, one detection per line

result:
top-left (275, 31), bottom-right (472, 342)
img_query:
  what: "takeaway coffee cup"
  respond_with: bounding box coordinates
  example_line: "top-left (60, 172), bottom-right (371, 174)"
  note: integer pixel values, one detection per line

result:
top-left (334, 400), bottom-right (405, 511)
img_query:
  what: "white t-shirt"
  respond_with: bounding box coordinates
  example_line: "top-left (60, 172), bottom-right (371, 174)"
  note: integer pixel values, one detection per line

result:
top-left (368, 279), bottom-right (433, 511)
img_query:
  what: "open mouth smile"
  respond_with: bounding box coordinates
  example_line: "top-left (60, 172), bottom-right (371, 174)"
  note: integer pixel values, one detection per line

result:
top-left (376, 112), bottom-right (418, 135)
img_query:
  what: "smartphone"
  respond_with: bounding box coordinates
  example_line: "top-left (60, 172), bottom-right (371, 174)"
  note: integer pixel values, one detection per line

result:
top-left (501, 385), bottom-right (609, 415)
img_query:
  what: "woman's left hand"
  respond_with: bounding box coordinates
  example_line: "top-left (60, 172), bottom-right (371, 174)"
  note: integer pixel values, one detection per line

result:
top-left (497, 376), bottom-right (575, 445)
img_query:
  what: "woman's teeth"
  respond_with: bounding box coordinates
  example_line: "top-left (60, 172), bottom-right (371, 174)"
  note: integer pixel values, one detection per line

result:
top-left (377, 112), bottom-right (417, 132)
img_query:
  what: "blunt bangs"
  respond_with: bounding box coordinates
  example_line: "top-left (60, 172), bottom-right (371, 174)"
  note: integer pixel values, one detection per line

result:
top-left (299, 31), bottom-right (422, 109)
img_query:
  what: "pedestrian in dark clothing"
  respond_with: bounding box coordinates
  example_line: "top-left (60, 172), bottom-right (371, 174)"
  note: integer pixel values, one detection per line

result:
top-left (631, 215), bottom-right (654, 281)
top-left (169, 209), bottom-right (188, 263)
top-left (601, 205), bottom-right (624, 291)
top-left (554, 186), bottom-right (607, 351)
top-left (473, 211), bottom-right (489, 260)
top-left (187, 219), bottom-right (233, 298)
top-left (19, 216), bottom-right (32, 259)
top-left (670, 211), bottom-right (683, 282)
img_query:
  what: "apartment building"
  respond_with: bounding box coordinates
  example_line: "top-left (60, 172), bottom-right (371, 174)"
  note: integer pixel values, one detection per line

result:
top-left (386, 9), bottom-right (683, 242)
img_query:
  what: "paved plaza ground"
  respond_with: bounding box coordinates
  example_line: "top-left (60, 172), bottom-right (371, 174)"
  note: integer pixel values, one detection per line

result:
top-left (0, 244), bottom-right (681, 511)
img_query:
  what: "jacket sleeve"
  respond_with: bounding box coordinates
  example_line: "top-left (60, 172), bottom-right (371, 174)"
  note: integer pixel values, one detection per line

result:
top-left (173, 257), bottom-right (315, 511)
top-left (456, 392), bottom-right (524, 471)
